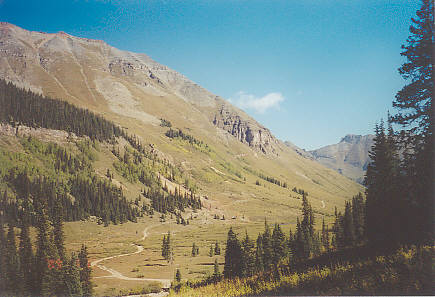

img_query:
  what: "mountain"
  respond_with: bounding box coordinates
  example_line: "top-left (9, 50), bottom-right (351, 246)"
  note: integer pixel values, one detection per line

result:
top-left (0, 22), bottom-right (364, 216)
top-left (0, 22), bottom-right (366, 295)
top-left (308, 134), bottom-right (374, 184)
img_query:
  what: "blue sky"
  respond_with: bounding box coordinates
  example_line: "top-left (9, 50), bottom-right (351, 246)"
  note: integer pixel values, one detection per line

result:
top-left (0, 0), bottom-right (420, 149)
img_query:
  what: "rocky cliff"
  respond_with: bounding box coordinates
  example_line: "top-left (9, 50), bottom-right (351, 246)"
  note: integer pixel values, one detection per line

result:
top-left (0, 22), bottom-right (281, 156)
top-left (308, 134), bottom-right (374, 184)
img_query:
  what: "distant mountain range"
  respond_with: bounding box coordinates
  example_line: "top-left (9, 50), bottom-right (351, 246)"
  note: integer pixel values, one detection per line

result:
top-left (286, 135), bottom-right (374, 184)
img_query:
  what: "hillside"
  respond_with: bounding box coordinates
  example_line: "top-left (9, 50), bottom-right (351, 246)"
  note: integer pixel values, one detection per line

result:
top-left (0, 23), bottom-right (364, 295)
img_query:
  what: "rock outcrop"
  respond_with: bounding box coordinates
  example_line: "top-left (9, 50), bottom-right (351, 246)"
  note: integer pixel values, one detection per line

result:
top-left (308, 134), bottom-right (374, 184)
top-left (213, 100), bottom-right (280, 155)
top-left (0, 22), bottom-right (281, 156)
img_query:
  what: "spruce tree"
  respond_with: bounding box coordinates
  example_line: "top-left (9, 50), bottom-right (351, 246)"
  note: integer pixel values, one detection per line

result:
top-left (212, 258), bottom-right (221, 281)
top-left (391, 0), bottom-right (433, 244)
top-left (271, 224), bottom-right (286, 266)
top-left (223, 227), bottom-right (243, 278)
top-left (175, 269), bottom-right (181, 282)
top-left (64, 253), bottom-right (83, 297)
top-left (261, 220), bottom-right (273, 270)
top-left (364, 121), bottom-right (400, 247)
top-left (214, 241), bottom-right (221, 255)
top-left (209, 244), bottom-right (214, 257)
top-left (241, 231), bottom-right (255, 277)
top-left (5, 224), bottom-right (22, 295)
top-left (254, 234), bottom-right (264, 273)
top-left (53, 198), bottom-right (66, 261)
top-left (19, 218), bottom-right (34, 295)
top-left (78, 244), bottom-right (92, 297)
top-left (0, 223), bottom-right (6, 292)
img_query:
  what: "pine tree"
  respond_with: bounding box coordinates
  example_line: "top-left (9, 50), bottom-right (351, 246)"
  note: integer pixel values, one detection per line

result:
top-left (271, 224), bottom-right (286, 266)
top-left (209, 244), bottom-right (214, 257)
top-left (214, 241), bottom-right (221, 255)
top-left (212, 258), bottom-right (221, 282)
top-left (53, 198), bottom-right (66, 261)
top-left (364, 121), bottom-right (401, 247)
top-left (342, 201), bottom-right (355, 247)
top-left (351, 193), bottom-right (365, 243)
top-left (321, 218), bottom-right (329, 252)
top-left (5, 224), bottom-right (22, 295)
top-left (391, 0), bottom-right (434, 244)
top-left (254, 234), bottom-right (264, 273)
top-left (78, 244), bottom-right (92, 297)
top-left (223, 227), bottom-right (243, 278)
top-left (191, 242), bottom-right (197, 257)
top-left (261, 220), bottom-right (273, 270)
top-left (19, 218), bottom-right (34, 295)
top-left (0, 223), bottom-right (6, 292)
top-left (175, 269), bottom-right (181, 282)
top-left (241, 231), bottom-right (255, 277)
top-left (64, 253), bottom-right (83, 297)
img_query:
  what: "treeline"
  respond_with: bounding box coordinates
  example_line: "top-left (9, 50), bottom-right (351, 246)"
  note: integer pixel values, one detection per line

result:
top-left (112, 144), bottom-right (202, 214)
top-left (0, 79), bottom-right (123, 141)
top-left (0, 137), bottom-right (140, 226)
top-left (0, 194), bottom-right (92, 296)
top-left (291, 187), bottom-right (308, 197)
top-left (258, 173), bottom-right (287, 188)
top-left (165, 128), bottom-right (210, 151)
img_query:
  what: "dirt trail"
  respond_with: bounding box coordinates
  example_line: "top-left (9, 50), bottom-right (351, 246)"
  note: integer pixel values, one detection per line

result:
top-left (91, 224), bottom-right (171, 289)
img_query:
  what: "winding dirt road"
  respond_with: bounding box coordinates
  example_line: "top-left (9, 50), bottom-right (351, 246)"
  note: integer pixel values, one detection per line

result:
top-left (91, 224), bottom-right (171, 289)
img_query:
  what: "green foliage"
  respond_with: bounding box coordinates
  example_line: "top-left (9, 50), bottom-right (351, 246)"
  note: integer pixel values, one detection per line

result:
top-left (165, 128), bottom-right (211, 153)
top-left (171, 246), bottom-right (434, 296)
top-left (0, 79), bottom-right (123, 141)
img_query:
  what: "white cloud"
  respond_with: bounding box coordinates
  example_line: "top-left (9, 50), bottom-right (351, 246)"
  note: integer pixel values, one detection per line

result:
top-left (229, 91), bottom-right (285, 114)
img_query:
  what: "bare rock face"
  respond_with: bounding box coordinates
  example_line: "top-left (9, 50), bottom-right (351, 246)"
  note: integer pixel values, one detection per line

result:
top-left (213, 100), bottom-right (280, 155)
top-left (308, 134), bottom-right (375, 184)
top-left (0, 22), bottom-right (282, 156)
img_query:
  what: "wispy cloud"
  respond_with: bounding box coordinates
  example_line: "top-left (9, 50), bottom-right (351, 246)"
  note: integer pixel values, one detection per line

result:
top-left (229, 91), bottom-right (285, 114)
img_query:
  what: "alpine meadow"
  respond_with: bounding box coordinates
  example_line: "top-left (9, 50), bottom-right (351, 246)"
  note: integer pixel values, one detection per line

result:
top-left (0, 0), bottom-right (433, 296)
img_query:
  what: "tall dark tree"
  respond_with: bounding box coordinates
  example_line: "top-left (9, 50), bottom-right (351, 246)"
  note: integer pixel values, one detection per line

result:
top-left (391, 0), bottom-right (433, 244)
top-left (78, 244), bottom-right (92, 297)
top-left (261, 221), bottom-right (273, 270)
top-left (364, 122), bottom-right (401, 247)
top-left (223, 228), bottom-right (243, 278)
top-left (5, 224), bottom-right (22, 295)
top-left (19, 218), bottom-right (34, 295)
top-left (271, 224), bottom-right (286, 266)
top-left (241, 231), bottom-right (255, 277)
top-left (64, 253), bottom-right (83, 297)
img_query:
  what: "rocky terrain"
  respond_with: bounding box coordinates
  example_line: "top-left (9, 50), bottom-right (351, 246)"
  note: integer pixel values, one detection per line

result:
top-left (0, 22), bottom-right (279, 156)
top-left (308, 134), bottom-right (374, 184)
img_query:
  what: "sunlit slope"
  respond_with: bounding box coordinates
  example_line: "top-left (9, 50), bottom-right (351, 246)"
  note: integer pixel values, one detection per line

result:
top-left (0, 22), bottom-right (363, 221)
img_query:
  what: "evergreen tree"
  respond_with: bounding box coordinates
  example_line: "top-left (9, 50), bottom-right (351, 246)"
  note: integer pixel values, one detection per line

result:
top-left (78, 244), bottom-right (92, 297)
top-left (175, 269), bottom-right (181, 282)
top-left (241, 231), bottom-right (255, 277)
top-left (5, 224), bottom-right (22, 295)
top-left (271, 224), bottom-right (286, 266)
top-left (209, 244), bottom-right (214, 257)
top-left (0, 223), bottom-right (6, 292)
top-left (342, 201), bottom-right (355, 247)
top-left (214, 241), bottom-right (221, 255)
top-left (223, 227), bottom-right (243, 278)
top-left (64, 253), bottom-right (83, 297)
top-left (391, 0), bottom-right (433, 244)
top-left (53, 198), bottom-right (66, 261)
top-left (364, 121), bottom-right (401, 247)
top-left (19, 218), bottom-right (34, 295)
top-left (254, 234), bottom-right (264, 273)
top-left (321, 218), bottom-right (329, 252)
top-left (351, 193), bottom-right (365, 243)
top-left (261, 220), bottom-right (273, 270)
top-left (212, 258), bottom-right (221, 281)
top-left (191, 242), bottom-right (198, 257)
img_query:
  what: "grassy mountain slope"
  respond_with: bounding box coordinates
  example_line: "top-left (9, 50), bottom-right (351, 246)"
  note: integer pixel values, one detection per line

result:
top-left (0, 22), bottom-right (364, 295)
